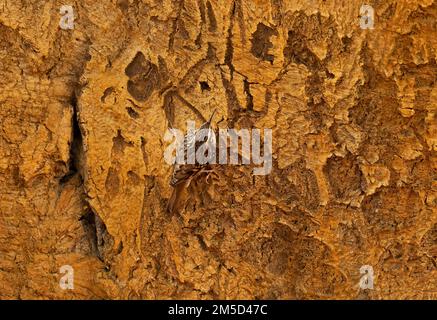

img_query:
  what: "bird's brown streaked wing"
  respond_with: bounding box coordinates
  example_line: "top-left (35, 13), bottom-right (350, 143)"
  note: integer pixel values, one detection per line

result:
top-left (170, 164), bottom-right (201, 187)
top-left (167, 165), bottom-right (202, 214)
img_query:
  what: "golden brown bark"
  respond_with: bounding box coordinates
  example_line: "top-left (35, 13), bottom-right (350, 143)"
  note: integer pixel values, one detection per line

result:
top-left (0, 0), bottom-right (436, 299)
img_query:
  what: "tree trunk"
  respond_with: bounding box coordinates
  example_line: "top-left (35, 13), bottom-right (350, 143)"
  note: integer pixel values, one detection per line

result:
top-left (0, 0), bottom-right (436, 299)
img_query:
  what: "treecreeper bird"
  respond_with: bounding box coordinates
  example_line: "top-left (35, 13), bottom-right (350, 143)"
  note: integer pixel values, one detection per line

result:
top-left (167, 110), bottom-right (217, 214)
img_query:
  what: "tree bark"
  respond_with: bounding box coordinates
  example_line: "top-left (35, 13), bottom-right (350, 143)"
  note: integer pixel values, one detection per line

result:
top-left (0, 0), bottom-right (436, 299)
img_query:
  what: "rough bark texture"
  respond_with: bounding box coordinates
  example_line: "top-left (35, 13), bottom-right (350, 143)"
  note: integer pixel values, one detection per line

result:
top-left (0, 0), bottom-right (436, 299)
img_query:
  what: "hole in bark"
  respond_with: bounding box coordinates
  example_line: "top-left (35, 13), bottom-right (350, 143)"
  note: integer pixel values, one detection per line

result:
top-left (79, 210), bottom-right (113, 261)
top-left (125, 52), bottom-right (148, 77)
top-left (126, 106), bottom-right (139, 119)
top-left (250, 23), bottom-right (278, 64)
top-left (101, 87), bottom-right (114, 103)
top-left (125, 52), bottom-right (161, 102)
top-left (199, 81), bottom-right (211, 91)
top-left (243, 79), bottom-right (254, 110)
top-left (60, 93), bottom-right (83, 184)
